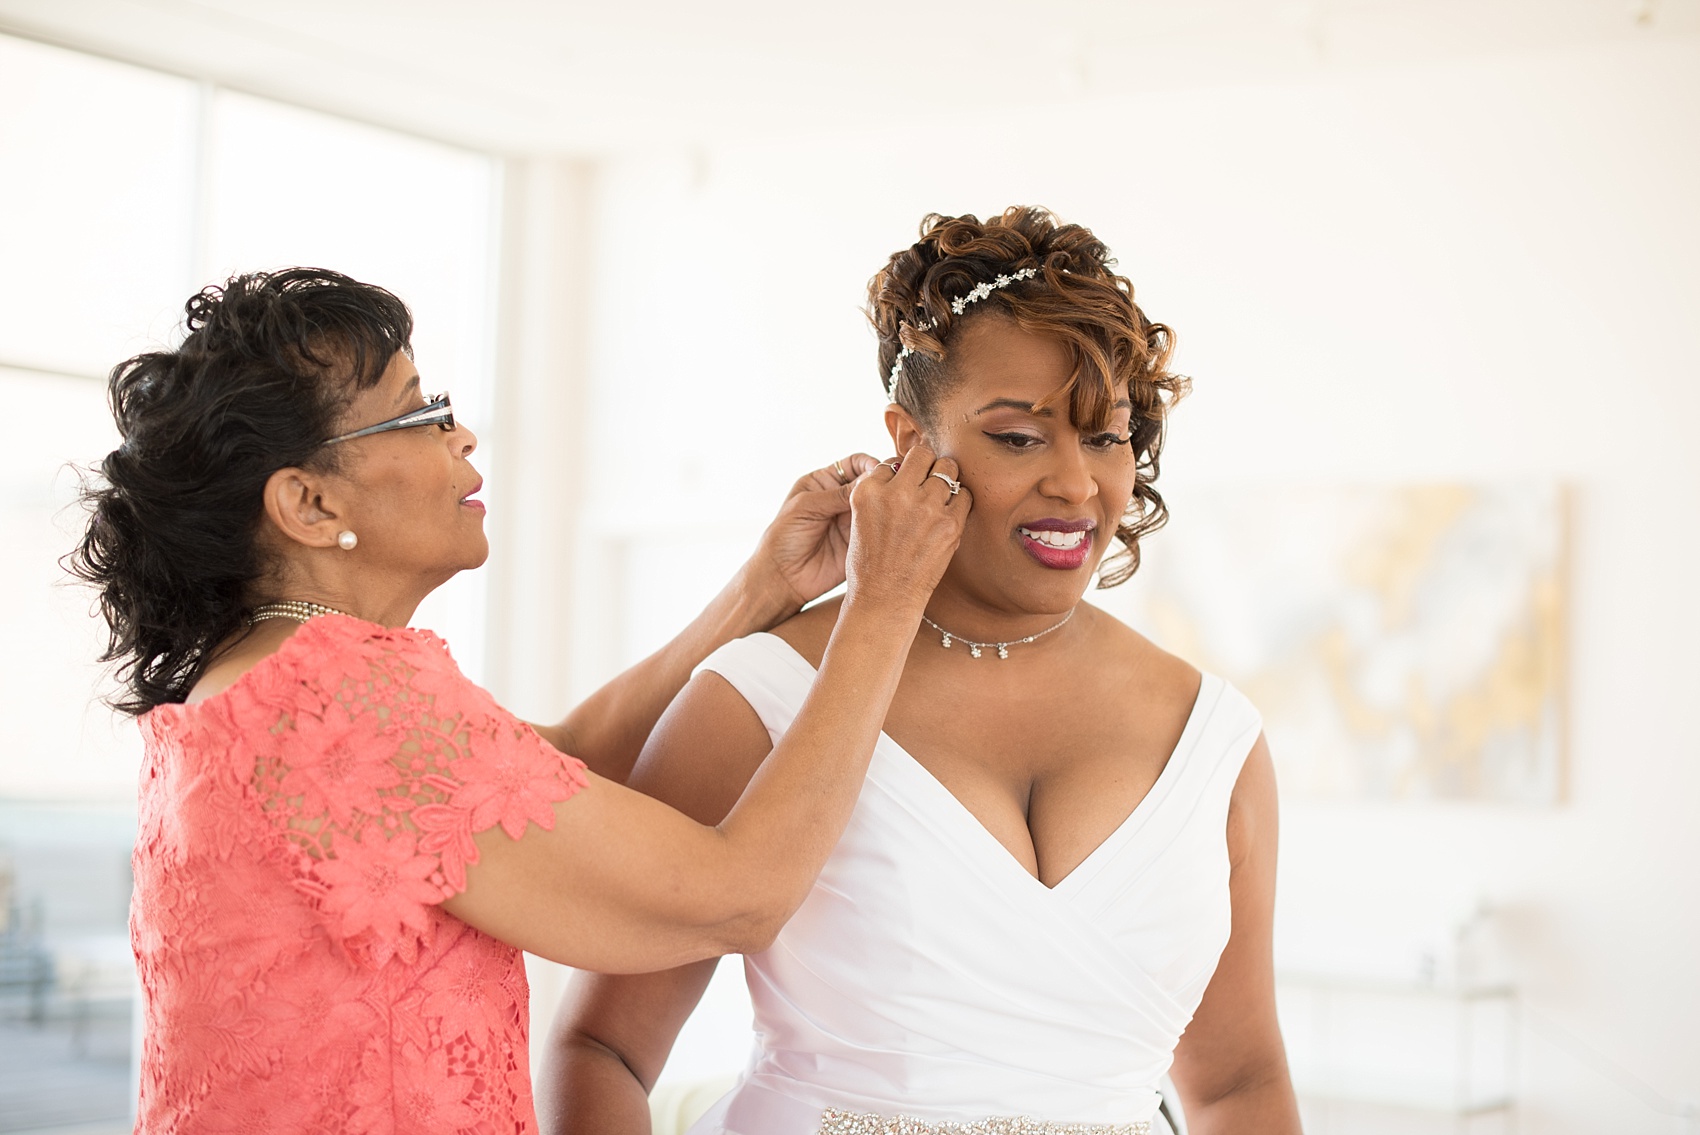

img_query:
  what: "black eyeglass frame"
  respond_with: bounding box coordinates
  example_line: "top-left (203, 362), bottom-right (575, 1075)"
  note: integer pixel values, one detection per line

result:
top-left (323, 392), bottom-right (456, 445)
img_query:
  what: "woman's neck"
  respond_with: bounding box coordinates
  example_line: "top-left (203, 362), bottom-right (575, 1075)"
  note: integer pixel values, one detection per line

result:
top-left (258, 561), bottom-right (428, 629)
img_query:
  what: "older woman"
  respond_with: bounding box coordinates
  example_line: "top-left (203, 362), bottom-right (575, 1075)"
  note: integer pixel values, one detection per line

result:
top-left (544, 208), bottom-right (1304, 1135)
top-left (70, 268), bottom-right (969, 1134)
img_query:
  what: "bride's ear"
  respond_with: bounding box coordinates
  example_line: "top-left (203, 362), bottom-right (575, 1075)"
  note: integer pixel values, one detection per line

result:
top-left (884, 404), bottom-right (928, 454)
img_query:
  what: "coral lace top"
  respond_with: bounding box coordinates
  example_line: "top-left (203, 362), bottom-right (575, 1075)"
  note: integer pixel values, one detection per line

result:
top-left (130, 615), bottom-right (588, 1134)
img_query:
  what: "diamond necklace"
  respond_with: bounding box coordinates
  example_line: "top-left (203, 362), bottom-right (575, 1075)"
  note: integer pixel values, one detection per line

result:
top-left (249, 600), bottom-right (352, 626)
top-left (919, 606), bottom-right (1077, 660)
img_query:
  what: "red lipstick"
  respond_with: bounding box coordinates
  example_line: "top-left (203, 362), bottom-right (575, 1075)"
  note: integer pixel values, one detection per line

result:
top-left (1016, 518), bottom-right (1095, 570)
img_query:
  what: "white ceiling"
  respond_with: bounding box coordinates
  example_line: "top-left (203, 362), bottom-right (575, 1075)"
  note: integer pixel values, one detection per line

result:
top-left (1, 0), bottom-right (1696, 155)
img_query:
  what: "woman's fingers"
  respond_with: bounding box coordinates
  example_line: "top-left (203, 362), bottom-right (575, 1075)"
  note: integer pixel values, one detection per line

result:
top-left (917, 450), bottom-right (970, 515)
top-left (790, 453), bottom-right (878, 497)
top-left (781, 451), bottom-right (887, 525)
top-left (844, 444), bottom-right (970, 614)
top-left (753, 453), bottom-right (887, 611)
top-left (841, 453), bottom-right (879, 482)
top-left (888, 443), bottom-right (936, 488)
top-left (869, 448), bottom-right (965, 504)
top-left (921, 455), bottom-right (965, 502)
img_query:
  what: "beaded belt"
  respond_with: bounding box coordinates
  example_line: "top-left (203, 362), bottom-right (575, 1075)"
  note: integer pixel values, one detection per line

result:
top-left (816, 1108), bottom-right (1151, 1135)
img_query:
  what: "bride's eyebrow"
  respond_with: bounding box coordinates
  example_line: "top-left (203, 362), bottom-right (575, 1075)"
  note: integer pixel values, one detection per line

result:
top-left (975, 398), bottom-right (1051, 416)
top-left (973, 397), bottom-right (1135, 415)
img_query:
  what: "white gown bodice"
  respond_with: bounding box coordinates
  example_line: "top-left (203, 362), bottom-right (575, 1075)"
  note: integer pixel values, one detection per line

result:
top-left (686, 632), bottom-right (1263, 1135)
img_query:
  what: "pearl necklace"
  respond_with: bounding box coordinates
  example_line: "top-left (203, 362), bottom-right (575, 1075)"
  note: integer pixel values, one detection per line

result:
top-left (919, 607), bottom-right (1076, 659)
top-left (248, 600), bottom-right (352, 626)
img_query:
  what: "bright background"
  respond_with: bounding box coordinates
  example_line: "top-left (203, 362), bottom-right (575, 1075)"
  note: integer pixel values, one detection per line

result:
top-left (0, 2), bottom-right (1696, 1132)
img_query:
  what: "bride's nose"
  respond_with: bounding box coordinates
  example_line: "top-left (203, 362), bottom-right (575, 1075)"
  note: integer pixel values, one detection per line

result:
top-left (1037, 439), bottom-right (1096, 505)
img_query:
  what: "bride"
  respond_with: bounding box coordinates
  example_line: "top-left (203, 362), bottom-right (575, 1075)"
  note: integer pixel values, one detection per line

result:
top-left (541, 207), bottom-right (1302, 1135)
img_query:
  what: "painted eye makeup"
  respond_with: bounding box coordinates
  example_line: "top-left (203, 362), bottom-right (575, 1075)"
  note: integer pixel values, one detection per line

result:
top-left (984, 428), bottom-right (1133, 450)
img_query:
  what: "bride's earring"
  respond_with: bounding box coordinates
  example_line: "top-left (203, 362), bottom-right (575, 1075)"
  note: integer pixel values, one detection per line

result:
top-left (337, 530), bottom-right (358, 551)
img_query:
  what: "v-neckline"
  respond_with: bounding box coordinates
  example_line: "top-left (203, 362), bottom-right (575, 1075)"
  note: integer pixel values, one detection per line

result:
top-left (755, 632), bottom-right (1214, 895)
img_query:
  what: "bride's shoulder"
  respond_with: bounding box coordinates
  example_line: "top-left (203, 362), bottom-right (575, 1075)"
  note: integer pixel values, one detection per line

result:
top-left (1084, 602), bottom-right (1202, 708)
top-left (765, 595), bottom-right (843, 669)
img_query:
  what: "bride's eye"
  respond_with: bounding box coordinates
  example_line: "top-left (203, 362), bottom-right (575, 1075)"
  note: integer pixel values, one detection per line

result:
top-left (1087, 431), bottom-right (1133, 450)
top-left (985, 432), bottom-right (1042, 450)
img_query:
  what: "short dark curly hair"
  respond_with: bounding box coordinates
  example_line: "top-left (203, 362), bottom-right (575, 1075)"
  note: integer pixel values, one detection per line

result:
top-left (866, 206), bottom-right (1188, 587)
top-left (67, 268), bottom-right (413, 715)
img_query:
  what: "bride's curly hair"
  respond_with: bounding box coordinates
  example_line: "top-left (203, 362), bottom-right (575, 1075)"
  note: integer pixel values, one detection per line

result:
top-left (866, 206), bottom-right (1188, 587)
top-left (67, 268), bottom-right (412, 715)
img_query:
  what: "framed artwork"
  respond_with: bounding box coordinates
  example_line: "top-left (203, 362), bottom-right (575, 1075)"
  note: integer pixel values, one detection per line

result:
top-left (1097, 483), bottom-right (1568, 804)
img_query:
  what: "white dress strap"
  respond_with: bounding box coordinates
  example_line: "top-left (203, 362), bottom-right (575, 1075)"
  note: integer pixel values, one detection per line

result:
top-left (694, 633), bottom-right (816, 741)
top-left (1056, 674), bottom-right (1262, 903)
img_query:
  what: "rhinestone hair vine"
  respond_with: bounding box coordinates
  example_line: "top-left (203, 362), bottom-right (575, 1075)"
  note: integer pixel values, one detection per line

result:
top-left (886, 266), bottom-right (1040, 401)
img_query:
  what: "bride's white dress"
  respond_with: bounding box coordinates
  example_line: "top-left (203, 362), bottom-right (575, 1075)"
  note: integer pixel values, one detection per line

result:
top-left (684, 633), bottom-right (1263, 1135)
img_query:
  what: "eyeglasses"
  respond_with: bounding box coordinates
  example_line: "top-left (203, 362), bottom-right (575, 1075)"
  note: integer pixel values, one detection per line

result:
top-left (324, 392), bottom-right (456, 445)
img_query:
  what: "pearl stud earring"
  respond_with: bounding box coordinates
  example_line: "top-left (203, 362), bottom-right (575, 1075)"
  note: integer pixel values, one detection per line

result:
top-left (337, 530), bottom-right (358, 550)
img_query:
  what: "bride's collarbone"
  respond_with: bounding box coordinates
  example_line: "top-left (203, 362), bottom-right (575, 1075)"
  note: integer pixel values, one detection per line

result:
top-left (885, 644), bottom-right (1137, 748)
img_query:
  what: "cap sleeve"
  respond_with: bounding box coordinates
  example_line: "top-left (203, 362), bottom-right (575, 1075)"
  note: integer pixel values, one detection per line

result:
top-left (246, 617), bottom-right (588, 968)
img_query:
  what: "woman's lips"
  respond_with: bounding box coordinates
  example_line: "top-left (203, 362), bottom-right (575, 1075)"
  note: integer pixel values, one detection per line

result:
top-left (460, 480), bottom-right (485, 513)
top-left (1017, 522), bottom-right (1093, 570)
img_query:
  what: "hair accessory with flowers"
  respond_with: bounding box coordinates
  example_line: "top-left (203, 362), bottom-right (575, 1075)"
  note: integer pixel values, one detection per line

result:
top-left (886, 266), bottom-right (1039, 401)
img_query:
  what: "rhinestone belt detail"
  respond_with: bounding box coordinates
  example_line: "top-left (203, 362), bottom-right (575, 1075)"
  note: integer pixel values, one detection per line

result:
top-left (815, 1109), bottom-right (1151, 1135)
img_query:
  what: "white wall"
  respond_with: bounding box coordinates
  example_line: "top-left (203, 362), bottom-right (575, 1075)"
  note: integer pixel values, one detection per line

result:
top-left (565, 38), bottom-right (1700, 1131)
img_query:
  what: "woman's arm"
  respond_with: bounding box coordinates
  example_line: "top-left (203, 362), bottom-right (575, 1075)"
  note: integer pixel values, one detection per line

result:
top-left (532, 454), bottom-right (873, 784)
top-left (1166, 735), bottom-right (1304, 1133)
top-left (536, 667), bottom-right (775, 1135)
top-left (544, 961), bottom-right (720, 1135)
top-left (444, 447), bottom-right (967, 973)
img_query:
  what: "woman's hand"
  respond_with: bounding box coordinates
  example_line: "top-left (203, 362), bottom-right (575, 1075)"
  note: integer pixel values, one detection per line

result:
top-left (748, 454), bottom-right (880, 616)
top-left (843, 444), bottom-right (971, 616)
top-left (539, 450), bottom-right (952, 784)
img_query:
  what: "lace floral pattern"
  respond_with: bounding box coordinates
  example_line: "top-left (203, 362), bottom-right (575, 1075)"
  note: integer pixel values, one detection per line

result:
top-left (131, 616), bottom-right (588, 1134)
